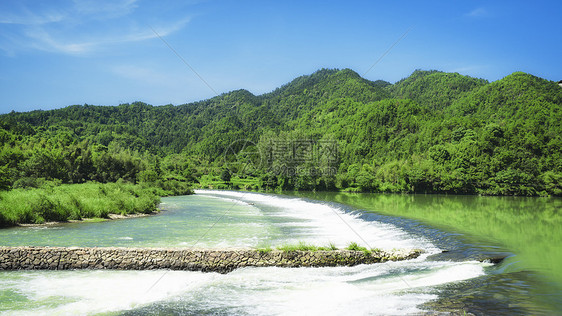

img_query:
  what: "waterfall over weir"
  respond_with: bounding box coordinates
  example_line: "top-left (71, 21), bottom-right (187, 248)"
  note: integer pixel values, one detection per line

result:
top-left (0, 191), bottom-right (513, 315)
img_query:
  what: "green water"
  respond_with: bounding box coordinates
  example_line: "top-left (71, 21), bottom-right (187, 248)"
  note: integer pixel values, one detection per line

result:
top-left (0, 191), bottom-right (560, 314)
top-left (0, 195), bottom-right (278, 248)
top-left (291, 192), bottom-right (562, 308)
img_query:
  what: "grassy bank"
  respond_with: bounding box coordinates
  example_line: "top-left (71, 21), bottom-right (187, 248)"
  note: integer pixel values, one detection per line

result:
top-left (258, 241), bottom-right (378, 255)
top-left (0, 181), bottom-right (191, 227)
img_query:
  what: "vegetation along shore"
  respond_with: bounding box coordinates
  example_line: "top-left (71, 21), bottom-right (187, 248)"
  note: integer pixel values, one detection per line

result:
top-left (1, 68), bottom-right (561, 226)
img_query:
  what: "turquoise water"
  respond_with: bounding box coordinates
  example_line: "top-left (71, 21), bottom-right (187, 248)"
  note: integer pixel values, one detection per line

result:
top-left (0, 195), bottom-right (273, 248)
top-left (0, 190), bottom-right (558, 315)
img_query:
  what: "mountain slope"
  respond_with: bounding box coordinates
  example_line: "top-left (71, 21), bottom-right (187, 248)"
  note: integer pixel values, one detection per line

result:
top-left (1, 69), bottom-right (561, 196)
top-left (390, 70), bottom-right (488, 110)
top-left (262, 68), bottom-right (391, 122)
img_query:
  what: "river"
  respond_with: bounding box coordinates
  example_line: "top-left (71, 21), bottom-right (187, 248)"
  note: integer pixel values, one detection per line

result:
top-left (0, 190), bottom-right (560, 315)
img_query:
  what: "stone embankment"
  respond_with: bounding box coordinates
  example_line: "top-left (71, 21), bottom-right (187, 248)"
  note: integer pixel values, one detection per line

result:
top-left (0, 247), bottom-right (422, 274)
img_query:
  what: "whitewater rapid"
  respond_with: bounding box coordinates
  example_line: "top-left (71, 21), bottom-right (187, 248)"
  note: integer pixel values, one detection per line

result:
top-left (0, 190), bottom-right (492, 315)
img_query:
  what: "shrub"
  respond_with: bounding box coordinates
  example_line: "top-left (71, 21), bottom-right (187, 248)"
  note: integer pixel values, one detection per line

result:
top-left (346, 242), bottom-right (372, 255)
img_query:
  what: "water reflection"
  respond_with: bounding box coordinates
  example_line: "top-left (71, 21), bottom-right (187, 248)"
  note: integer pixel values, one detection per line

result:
top-left (289, 192), bottom-right (562, 313)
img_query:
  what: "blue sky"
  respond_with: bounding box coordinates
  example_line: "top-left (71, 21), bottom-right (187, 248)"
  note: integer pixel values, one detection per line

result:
top-left (1, 0), bottom-right (561, 113)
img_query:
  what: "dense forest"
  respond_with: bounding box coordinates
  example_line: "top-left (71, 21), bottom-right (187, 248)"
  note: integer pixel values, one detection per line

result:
top-left (1, 68), bottom-right (561, 203)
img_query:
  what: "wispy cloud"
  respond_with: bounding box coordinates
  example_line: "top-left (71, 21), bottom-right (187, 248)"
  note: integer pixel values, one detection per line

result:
top-left (71, 0), bottom-right (139, 20)
top-left (22, 17), bottom-right (191, 55)
top-left (111, 64), bottom-right (168, 83)
top-left (0, 11), bottom-right (65, 25)
top-left (0, 0), bottom-right (190, 56)
top-left (23, 28), bottom-right (95, 54)
top-left (466, 7), bottom-right (490, 18)
top-left (445, 64), bottom-right (491, 79)
top-left (109, 63), bottom-right (203, 103)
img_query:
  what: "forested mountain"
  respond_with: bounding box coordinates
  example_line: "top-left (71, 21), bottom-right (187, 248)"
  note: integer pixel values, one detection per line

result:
top-left (391, 70), bottom-right (488, 110)
top-left (1, 68), bottom-right (561, 196)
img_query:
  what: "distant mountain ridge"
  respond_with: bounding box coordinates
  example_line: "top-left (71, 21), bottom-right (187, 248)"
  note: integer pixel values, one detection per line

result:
top-left (1, 68), bottom-right (561, 196)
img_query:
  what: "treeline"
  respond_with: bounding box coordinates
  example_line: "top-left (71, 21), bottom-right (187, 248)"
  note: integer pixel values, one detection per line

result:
top-left (1, 68), bottom-right (561, 196)
top-left (0, 128), bottom-right (193, 194)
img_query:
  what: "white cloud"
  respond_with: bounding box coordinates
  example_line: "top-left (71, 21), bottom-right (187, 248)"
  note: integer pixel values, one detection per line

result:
top-left (0, 11), bottom-right (65, 25)
top-left (24, 28), bottom-right (95, 54)
top-left (109, 63), bottom-right (209, 105)
top-left (0, 1), bottom-right (191, 56)
top-left (71, 0), bottom-right (139, 20)
top-left (466, 7), bottom-right (490, 18)
top-left (112, 64), bottom-right (167, 83)
top-left (22, 16), bottom-right (191, 55)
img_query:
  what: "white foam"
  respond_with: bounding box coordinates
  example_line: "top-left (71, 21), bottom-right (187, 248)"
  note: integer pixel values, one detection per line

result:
top-left (3, 259), bottom-right (489, 316)
top-left (4, 270), bottom-right (217, 316)
top-left (208, 260), bottom-right (489, 315)
top-left (195, 190), bottom-right (438, 252)
top-left (0, 191), bottom-right (491, 315)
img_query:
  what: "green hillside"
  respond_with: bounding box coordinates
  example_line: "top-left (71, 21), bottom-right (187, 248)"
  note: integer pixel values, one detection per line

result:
top-left (391, 70), bottom-right (488, 110)
top-left (1, 68), bottom-right (561, 197)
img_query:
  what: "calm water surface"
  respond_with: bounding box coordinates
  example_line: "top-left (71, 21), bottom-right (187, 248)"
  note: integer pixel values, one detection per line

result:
top-left (0, 190), bottom-right (559, 315)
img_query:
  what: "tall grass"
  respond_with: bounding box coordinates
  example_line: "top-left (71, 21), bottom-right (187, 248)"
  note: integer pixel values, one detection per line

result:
top-left (0, 182), bottom-right (162, 227)
top-left (346, 242), bottom-right (373, 255)
top-left (276, 241), bottom-right (339, 252)
top-left (257, 241), bottom-right (376, 253)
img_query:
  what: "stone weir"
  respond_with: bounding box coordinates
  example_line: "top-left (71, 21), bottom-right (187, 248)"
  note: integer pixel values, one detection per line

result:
top-left (0, 247), bottom-right (422, 274)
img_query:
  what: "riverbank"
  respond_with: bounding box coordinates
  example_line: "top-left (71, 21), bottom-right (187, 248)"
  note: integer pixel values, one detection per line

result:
top-left (0, 182), bottom-right (166, 227)
top-left (0, 246), bottom-right (423, 273)
top-left (15, 212), bottom-right (157, 227)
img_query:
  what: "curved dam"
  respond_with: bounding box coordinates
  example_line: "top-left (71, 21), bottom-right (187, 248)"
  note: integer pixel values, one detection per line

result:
top-left (0, 246), bottom-right (422, 274)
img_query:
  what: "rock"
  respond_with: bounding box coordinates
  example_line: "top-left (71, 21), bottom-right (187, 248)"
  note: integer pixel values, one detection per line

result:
top-left (0, 246), bottom-right (422, 273)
